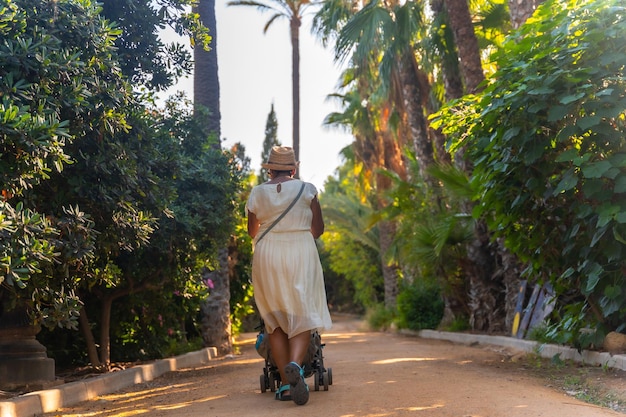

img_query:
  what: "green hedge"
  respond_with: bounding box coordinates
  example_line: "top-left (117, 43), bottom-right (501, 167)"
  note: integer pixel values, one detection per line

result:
top-left (396, 281), bottom-right (444, 331)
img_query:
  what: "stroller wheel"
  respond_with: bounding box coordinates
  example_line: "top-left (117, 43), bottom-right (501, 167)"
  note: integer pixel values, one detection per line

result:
top-left (260, 374), bottom-right (267, 393)
top-left (327, 367), bottom-right (333, 385)
top-left (269, 372), bottom-right (277, 392)
top-left (323, 369), bottom-right (330, 391)
top-left (314, 368), bottom-right (321, 391)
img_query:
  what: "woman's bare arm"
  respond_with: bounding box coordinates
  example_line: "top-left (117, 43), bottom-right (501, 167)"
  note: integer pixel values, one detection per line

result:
top-left (310, 195), bottom-right (325, 239)
top-left (247, 210), bottom-right (259, 238)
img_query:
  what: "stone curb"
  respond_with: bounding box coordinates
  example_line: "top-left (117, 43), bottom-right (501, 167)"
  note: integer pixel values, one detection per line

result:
top-left (411, 329), bottom-right (626, 371)
top-left (0, 347), bottom-right (217, 417)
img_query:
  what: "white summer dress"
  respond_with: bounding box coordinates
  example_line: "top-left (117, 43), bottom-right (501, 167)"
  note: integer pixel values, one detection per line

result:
top-left (247, 179), bottom-right (332, 338)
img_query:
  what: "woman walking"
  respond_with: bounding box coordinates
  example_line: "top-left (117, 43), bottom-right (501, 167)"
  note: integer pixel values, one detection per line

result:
top-left (246, 146), bottom-right (332, 405)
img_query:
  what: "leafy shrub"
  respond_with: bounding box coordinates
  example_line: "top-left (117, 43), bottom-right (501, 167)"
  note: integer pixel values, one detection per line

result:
top-left (396, 281), bottom-right (444, 331)
top-left (365, 304), bottom-right (395, 331)
top-left (441, 315), bottom-right (470, 332)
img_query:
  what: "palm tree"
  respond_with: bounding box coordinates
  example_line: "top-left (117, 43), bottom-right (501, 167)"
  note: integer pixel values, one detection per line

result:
top-left (315, 0), bottom-right (438, 309)
top-left (324, 67), bottom-right (406, 308)
top-left (332, 1), bottom-right (435, 179)
top-left (430, 0), bottom-right (528, 332)
top-left (442, 0), bottom-right (485, 94)
top-left (194, 0), bottom-right (233, 355)
top-left (227, 0), bottom-right (318, 176)
top-left (194, 0), bottom-right (221, 137)
top-left (316, 0), bottom-right (522, 331)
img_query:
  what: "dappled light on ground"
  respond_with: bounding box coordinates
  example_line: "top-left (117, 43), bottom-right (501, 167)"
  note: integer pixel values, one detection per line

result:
top-left (371, 357), bottom-right (439, 365)
top-left (50, 388), bottom-right (227, 417)
top-left (324, 331), bottom-right (368, 339)
top-left (394, 403), bottom-right (445, 412)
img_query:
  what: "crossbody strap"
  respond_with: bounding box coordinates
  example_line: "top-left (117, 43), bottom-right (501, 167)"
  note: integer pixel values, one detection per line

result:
top-left (256, 182), bottom-right (306, 244)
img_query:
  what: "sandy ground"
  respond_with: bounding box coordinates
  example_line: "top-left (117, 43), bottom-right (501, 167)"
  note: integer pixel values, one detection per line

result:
top-left (38, 315), bottom-right (625, 417)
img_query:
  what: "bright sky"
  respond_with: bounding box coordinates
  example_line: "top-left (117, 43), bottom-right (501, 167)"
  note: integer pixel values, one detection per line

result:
top-left (162, 3), bottom-right (353, 191)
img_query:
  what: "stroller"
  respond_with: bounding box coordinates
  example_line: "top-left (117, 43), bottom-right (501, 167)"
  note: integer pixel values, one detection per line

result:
top-left (255, 323), bottom-right (333, 393)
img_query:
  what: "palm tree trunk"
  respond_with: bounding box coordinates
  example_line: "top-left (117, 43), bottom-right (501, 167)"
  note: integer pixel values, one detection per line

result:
top-left (195, 0), bottom-right (232, 355)
top-left (194, 0), bottom-right (221, 138)
top-left (443, 0), bottom-right (484, 94)
top-left (440, 0), bottom-right (517, 333)
top-left (398, 51), bottom-right (435, 178)
top-left (290, 15), bottom-right (301, 177)
top-left (378, 219), bottom-right (399, 309)
top-left (507, 0), bottom-right (546, 29)
top-left (430, 0), bottom-right (462, 165)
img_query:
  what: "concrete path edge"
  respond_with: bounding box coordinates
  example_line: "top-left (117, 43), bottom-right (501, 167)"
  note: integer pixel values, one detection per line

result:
top-left (2, 330), bottom-right (625, 417)
top-left (0, 347), bottom-right (217, 417)
top-left (414, 329), bottom-right (626, 371)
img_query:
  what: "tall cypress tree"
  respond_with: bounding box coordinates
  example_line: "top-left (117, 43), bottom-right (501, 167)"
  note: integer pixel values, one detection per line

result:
top-left (259, 103), bottom-right (282, 183)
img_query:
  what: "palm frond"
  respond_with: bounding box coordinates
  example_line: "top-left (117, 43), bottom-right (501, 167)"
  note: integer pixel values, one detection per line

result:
top-left (227, 0), bottom-right (276, 12)
top-left (311, 0), bottom-right (353, 45)
top-left (263, 13), bottom-right (284, 31)
top-left (427, 163), bottom-right (475, 200)
top-left (321, 194), bottom-right (380, 251)
top-left (335, 1), bottom-right (391, 64)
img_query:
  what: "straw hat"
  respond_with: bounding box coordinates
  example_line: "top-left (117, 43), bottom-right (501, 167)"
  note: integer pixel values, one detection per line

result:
top-left (261, 146), bottom-right (299, 171)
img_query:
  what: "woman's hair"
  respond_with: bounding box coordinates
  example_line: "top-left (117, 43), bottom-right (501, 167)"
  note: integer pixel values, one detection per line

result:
top-left (270, 169), bottom-right (292, 176)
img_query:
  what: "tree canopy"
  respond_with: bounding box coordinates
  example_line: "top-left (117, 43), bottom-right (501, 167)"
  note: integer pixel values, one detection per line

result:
top-left (1, 0), bottom-right (239, 367)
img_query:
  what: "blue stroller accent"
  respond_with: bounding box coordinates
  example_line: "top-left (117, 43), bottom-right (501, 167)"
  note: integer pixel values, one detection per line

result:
top-left (255, 324), bottom-right (333, 393)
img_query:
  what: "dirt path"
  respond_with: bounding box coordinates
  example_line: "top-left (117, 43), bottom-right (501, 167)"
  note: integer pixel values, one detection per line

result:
top-left (40, 316), bottom-right (624, 417)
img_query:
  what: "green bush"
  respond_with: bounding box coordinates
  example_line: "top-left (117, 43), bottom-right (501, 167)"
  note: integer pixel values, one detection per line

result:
top-left (396, 281), bottom-right (444, 331)
top-left (365, 304), bottom-right (396, 331)
top-left (441, 315), bottom-right (470, 332)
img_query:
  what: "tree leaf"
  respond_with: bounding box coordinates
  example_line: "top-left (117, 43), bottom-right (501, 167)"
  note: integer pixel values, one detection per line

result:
top-left (613, 227), bottom-right (626, 244)
top-left (576, 115), bottom-right (601, 131)
top-left (548, 105), bottom-right (569, 121)
top-left (553, 170), bottom-right (578, 195)
top-left (555, 148), bottom-right (578, 163)
top-left (609, 153), bottom-right (626, 167)
top-left (502, 126), bottom-right (521, 142)
top-left (556, 124), bottom-right (579, 142)
top-left (559, 92), bottom-right (585, 104)
top-left (560, 267), bottom-right (575, 279)
top-left (581, 160), bottom-right (612, 178)
top-left (529, 86), bottom-right (555, 95)
top-left (582, 178), bottom-right (604, 197)
top-left (591, 224), bottom-right (609, 246)
top-left (583, 263), bottom-right (603, 294)
top-left (601, 298), bottom-right (621, 316)
top-left (523, 141), bottom-right (545, 164)
top-left (597, 205), bottom-right (620, 228)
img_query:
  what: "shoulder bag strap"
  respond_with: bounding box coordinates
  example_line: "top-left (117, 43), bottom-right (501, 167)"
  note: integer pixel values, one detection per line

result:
top-left (256, 182), bottom-right (305, 244)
